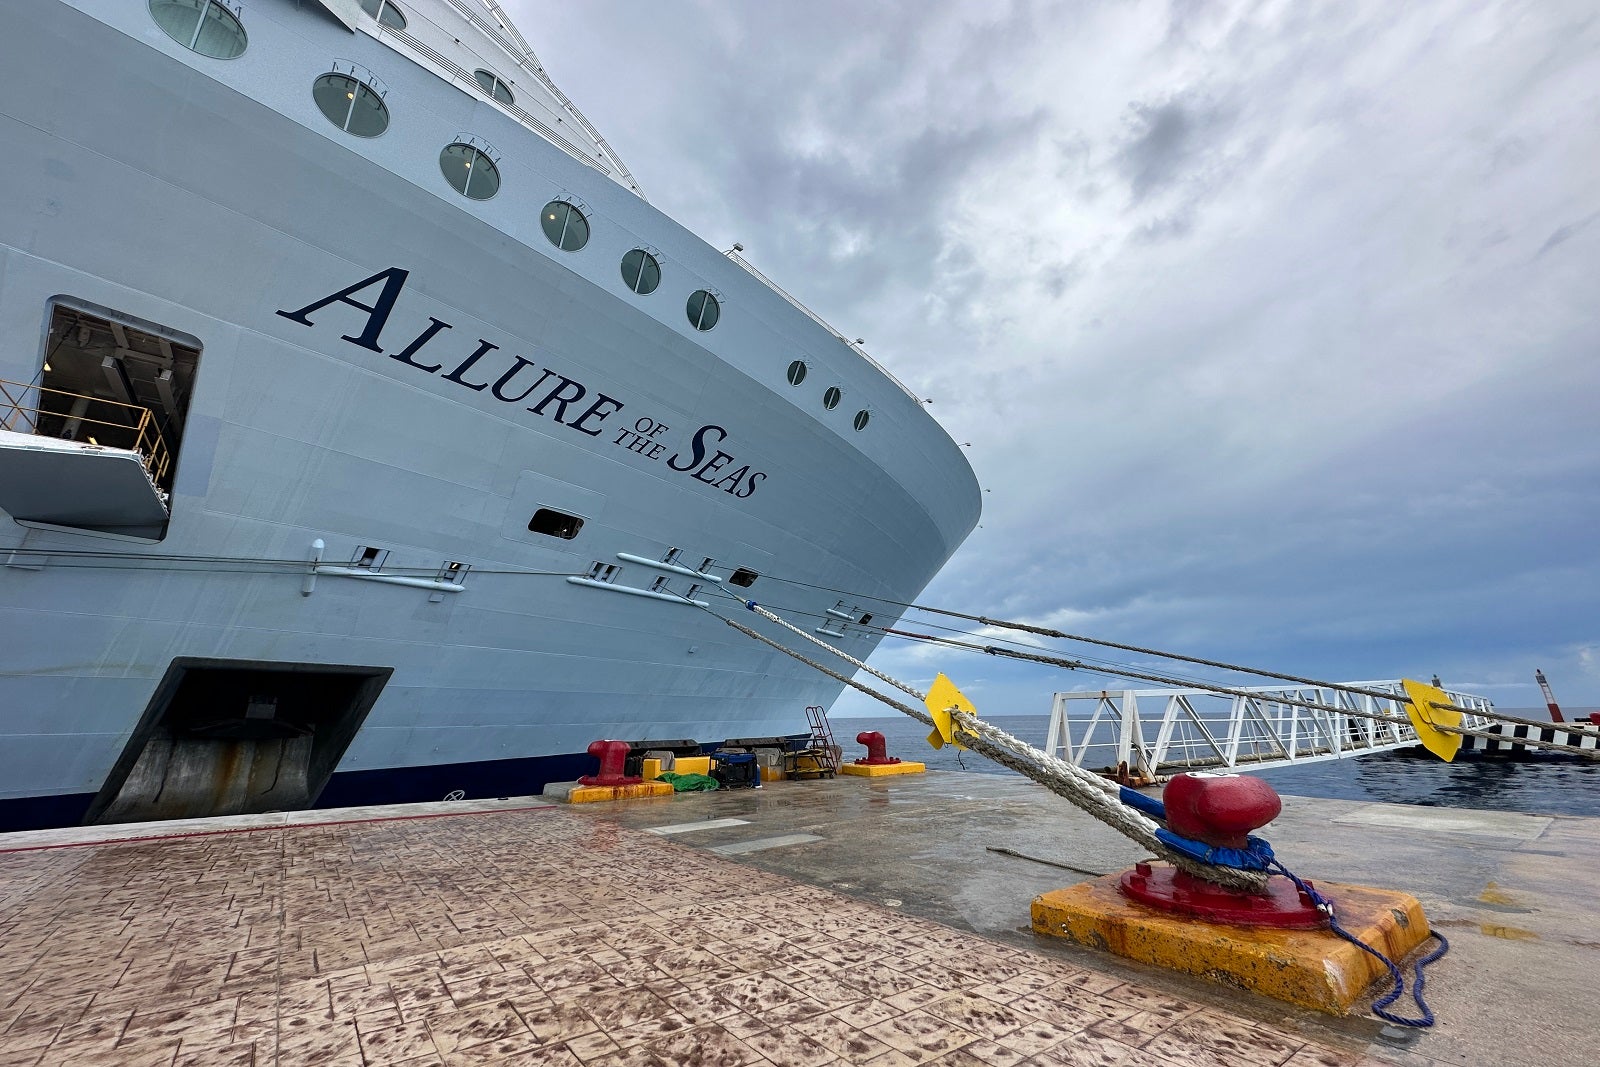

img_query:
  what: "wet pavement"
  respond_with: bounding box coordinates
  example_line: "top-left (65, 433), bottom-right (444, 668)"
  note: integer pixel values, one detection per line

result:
top-left (1, 771), bottom-right (1593, 1066)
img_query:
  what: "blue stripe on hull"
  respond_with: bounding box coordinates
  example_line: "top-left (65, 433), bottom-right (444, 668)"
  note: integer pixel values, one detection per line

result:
top-left (0, 733), bottom-right (813, 832)
top-left (0, 793), bottom-right (95, 834)
top-left (314, 751), bottom-right (597, 810)
top-left (0, 751), bottom-right (588, 833)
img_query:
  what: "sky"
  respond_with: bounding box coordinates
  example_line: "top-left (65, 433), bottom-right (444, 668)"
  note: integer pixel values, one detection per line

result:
top-left (517, 0), bottom-right (1600, 714)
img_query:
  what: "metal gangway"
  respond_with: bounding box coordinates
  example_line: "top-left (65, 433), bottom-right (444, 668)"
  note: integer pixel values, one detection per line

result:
top-left (1044, 680), bottom-right (1497, 779)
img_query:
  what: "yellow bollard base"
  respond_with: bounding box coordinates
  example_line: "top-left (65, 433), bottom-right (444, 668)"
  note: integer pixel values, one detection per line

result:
top-left (542, 780), bottom-right (676, 804)
top-left (1031, 870), bottom-right (1431, 1014)
top-left (838, 761), bottom-right (927, 777)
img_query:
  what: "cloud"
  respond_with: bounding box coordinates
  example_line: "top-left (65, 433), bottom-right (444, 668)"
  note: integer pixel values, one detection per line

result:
top-left (1116, 95), bottom-right (1233, 202)
top-left (1536, 213), bottom-right (1598, 257)
top-left (522, 0), bottom-right (1600, 705)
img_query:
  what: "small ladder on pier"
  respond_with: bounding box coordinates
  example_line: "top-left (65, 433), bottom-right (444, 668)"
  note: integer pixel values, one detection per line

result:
top-left (803, 705), bottom-right (839, 776)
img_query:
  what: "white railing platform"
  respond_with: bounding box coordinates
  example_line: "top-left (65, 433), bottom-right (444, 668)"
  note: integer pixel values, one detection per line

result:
top-left (1044, 680), bottom-right (1496, 778)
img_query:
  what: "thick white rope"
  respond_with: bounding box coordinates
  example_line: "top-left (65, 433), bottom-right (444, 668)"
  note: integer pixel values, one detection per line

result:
top-left (727, 600), bottom-right (1269, 893)
top-left (745, 602), bottom-right (1118, 800)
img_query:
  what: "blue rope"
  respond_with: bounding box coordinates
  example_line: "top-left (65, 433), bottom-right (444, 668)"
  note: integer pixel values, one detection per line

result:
top-left (1267, 858), bottom-right (1448, 1028)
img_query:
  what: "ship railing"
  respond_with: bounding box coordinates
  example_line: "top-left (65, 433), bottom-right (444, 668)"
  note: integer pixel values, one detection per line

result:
top-left (464, 0), bottom-right (648, 199)
top-left (372, 3), bottom-right (646, 198)
top-left (722, 250), bottom-right (925, 405)
top-left (376, 26), bottom-right (613, 181)
top-left (0, 377), bottom-right (172, 489)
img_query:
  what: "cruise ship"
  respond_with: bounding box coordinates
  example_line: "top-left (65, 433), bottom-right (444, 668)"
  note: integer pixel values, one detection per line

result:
top-left (0, 1), bottom-right (980, 831)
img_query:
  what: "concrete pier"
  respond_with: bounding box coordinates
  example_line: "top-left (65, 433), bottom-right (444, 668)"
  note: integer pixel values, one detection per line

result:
top-left (1, 772), bottom-right (1593, 1066)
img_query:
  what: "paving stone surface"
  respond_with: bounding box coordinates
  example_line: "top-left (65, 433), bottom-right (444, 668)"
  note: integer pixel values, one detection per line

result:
top-left (0, 805), bottom-right (1382, 1066)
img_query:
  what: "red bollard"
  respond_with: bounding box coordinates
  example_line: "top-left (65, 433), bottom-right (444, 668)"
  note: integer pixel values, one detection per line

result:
top-left (1119, 772), bottom-right (1319, 927)
top-left (578, 739), bottom-right (641, 786)
top-left (1161, 771), bottom-right (1281, 849)
top-left (853, 730), bottom-right (901, 766)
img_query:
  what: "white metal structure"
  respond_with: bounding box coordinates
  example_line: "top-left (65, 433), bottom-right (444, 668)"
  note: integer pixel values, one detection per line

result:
top-left (1044, 681), bottom-right (1496, 777)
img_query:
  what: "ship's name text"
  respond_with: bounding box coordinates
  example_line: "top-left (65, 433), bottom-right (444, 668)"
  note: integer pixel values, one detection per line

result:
top-left (276, 268), bottom-right (766, 498)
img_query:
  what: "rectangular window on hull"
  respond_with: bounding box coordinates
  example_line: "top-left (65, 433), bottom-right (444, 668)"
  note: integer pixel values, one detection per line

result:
top-left (14, 305), bottom-right (202, 490)
top-left (0, 302), bottom-right (203, 540)
top-left (529, 508), bottom-right (584, 539)
top-left (728, 568), bottom-right (759, 588)
top-left (352, 546), bottom-right (387, 570)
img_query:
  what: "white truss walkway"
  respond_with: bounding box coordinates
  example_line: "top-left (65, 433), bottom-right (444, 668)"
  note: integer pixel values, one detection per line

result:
top-left (1044, 680), bottom-right (1496, 778)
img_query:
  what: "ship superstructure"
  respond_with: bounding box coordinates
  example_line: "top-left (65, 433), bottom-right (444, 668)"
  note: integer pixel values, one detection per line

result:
top-left (0, 0), bottom-right (980, 830)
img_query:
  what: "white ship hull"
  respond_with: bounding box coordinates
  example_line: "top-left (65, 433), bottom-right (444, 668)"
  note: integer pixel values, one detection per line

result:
top-left (0, 0), bottom-right (979, 829)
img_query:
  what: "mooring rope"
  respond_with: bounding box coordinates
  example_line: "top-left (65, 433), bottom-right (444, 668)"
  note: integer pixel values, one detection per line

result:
top-left (746, 571), bottom-right (1593, 747)
top-left (712, 598), bottom-right (1268, 892)
top-left (883, 627), bottom-right (1600, 759)
top-left (1266, 859), bottom-right (1448, 1027)
top-left (707, 591), bottom-right (1462, 1024)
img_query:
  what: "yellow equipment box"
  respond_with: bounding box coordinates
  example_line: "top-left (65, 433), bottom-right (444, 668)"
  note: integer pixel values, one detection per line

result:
top-left (674, 755), bottom-right (712, 776)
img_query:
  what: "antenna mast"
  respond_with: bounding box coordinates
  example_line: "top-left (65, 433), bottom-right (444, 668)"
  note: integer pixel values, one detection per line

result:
top-left (1535, 668), bottom-right (1564, 723)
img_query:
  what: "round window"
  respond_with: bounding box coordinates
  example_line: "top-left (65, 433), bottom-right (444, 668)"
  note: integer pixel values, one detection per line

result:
top-left (440, 143), bottom-right (500, 200)
top-left (786, 360), bottom-right (808, 386)
top-left (312, 73), bottom-right (390, 138)
top-left (149, 0), bottom-right (247, 59)
top-left (687, 290), bottom-right (721, 331)
top-left (620, 249), bottom-right (661, 294)
top-left (542, 201), bottom-right (590, 251)
top-left (853, 409), bottom-right (871, 431)
top-left (823, 386), bottom-right (842, 410)
top-left (474, 70), bottom-right (515, 106)
top-left (360, 0), bottom-right (407, 30)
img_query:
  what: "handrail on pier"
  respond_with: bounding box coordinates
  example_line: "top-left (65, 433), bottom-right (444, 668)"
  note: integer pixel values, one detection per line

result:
top-left (1045, 681), bottom-right (1497, 779)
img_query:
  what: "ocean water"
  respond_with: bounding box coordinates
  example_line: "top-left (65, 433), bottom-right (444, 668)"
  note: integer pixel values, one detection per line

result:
top-left (833, 713), bottom-right (1600, 818)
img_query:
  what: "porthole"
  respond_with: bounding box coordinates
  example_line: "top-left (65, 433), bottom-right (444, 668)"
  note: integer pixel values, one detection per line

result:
top-left (786, 360), bottom-right (808, 386)
top-left (473, 69), bottom-right (515, 106)
top-left (687, 290), bottom-right (721, 331)
top-left (541, 201), bottom-right (590, 251)
top-left (822, 386), bottom-right (842, 410)
top-left (853, 409), bottom-right (871, 431)
top-left (149, 0), bottom-right (248, 59)
top-left (360, 0), bottom-right (407, 30)
top-left (620, 249), bottom-right (661, 294)
top-left (441, 143), bottom-right (500, 200)
top-left (312, 73), bottom-right (390, 138)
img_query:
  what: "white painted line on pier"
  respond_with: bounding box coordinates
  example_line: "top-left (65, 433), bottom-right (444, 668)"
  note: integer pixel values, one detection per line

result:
top-left (709, 833), bottom-right (823, 855)
top-left (1335, 804), bottom-right (1551, 840)
top-left (645, 818), bottom-right (751, 835)
top-left (0, 796), bottom-right (554, 852)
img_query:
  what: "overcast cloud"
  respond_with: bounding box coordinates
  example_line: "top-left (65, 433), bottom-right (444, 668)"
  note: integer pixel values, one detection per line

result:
top-left (519, 0), bottom-right (1600, 711)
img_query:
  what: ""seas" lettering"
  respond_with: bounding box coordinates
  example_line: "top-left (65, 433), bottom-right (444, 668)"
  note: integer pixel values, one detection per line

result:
top-left (276, 267), bottom-right (766, 498)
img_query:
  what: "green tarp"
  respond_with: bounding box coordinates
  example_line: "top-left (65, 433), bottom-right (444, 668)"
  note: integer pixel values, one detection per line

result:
top-left (656, 771), bottom-right (719, 792)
